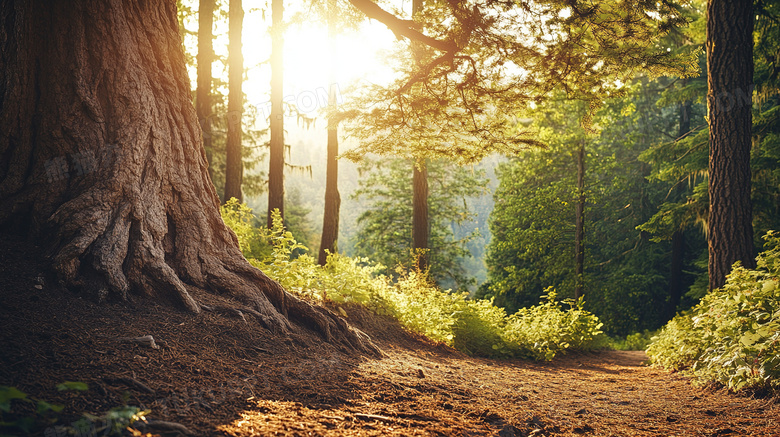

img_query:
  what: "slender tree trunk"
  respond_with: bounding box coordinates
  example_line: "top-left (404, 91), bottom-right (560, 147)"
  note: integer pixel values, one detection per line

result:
top-left (224, 0), bottom-right (244, 203)
top-left (267, 0), bottom-right (285, 227)
top-left (0, 0), bottom-right (375, 353)
top-left (410, 0), bottom-right (429, 273)
top-left (706, 0), bottom-right (755, 290)
top-left (574, 142), bottom-right (585, 300)
top-left (196, 0), bottom-right (215, 184)
top-left (412, 161), bottom-right (430, 272)
top-left (318, 4), bottom-right (340, 266)
top-left (668, 98), bottom-right (691, 319)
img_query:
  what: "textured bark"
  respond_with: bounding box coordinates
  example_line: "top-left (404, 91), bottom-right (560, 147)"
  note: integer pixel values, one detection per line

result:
top-left (223, 0), bottom-right (243, 203)
top-left (196, 0), bottom-right (215, 183)
top-left (412, 162), bottom-right (430, 272)
top-left (574, 142), bottom-right (585, 300)
top-left (410, 0), bottom-right (429, 273)
top-left (706, 0), bottom-right (755, 290)
top-left (0, 0), bottom-right (376, 353)
top-left (267, 0), bottom-right (285, 228)
top-left (318, 8), bottom-right (340, 267)
top-left (318, 125), bottom-right (340, 266)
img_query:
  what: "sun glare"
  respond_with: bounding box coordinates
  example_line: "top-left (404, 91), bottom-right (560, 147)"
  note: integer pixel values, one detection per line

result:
top-left (232, 7), bottom-right (398, 123)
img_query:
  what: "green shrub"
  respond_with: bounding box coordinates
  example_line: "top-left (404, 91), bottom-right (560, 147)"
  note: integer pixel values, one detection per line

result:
top-left (647, 231), bottom-right (780, 392)
top-left (502, 289), bottom-right (604, 360)
top-left (609, 330), bottom-right (657, 351)
top-left (222, 202), bottom-right (605, 360)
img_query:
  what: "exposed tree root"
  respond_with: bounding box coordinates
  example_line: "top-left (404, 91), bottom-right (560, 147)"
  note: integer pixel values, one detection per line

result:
top-left (45, 193), bottom-right (379, 355)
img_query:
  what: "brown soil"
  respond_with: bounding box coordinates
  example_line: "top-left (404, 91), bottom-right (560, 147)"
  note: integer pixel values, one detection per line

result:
top-left (1, 233), bottom-right (778, 437)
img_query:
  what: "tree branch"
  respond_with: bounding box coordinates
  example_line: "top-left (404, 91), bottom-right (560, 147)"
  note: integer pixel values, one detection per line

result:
top-left (347, 0), bottom-right (458, 52)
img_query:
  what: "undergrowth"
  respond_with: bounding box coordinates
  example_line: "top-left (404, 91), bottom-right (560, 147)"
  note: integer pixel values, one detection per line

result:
top-left (608, 330), bottom-right (657, 351)
top-left (222, 200), bottom-right (604, 360)
top-left (0, 383), bottom-right (147, 437)
top-left (646, 231), bottom-right (780, 393)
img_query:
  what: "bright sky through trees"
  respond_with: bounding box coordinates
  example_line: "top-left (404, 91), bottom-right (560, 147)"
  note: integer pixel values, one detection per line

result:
top-left (181, 0), bottom-right (399, 133)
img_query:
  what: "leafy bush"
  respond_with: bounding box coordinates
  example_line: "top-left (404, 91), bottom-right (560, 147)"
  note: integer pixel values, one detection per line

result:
top-left (502, 289), bottom-right (605, 360)
top-left (221, 199), bottom-right (271, 261)
top-left (647, 231), bottom-right (780, 392)
top-left (222, 202), bottom-right (605, 360)
top-left (609, 330), bottom-right (657, 351)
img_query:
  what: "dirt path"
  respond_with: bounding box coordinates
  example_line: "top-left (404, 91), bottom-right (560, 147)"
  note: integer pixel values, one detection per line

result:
top-left (219, 348), bottom-right (778, 437)
top-left (1, 233), bottom-right (778, 436)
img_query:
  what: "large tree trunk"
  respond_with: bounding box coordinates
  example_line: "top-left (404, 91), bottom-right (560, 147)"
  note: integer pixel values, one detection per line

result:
top-left (267, 0), bottom-right (285, 228)
top-left (223, 0), bottom-right (244, 203)
top-left (706, 0), bottom-right (755, 290)
top-left (318, 6), bottom-right (340, 267)
top-left (197, 0), bottom-right (215, 184)
top-left (0, 0), bottom-right (375, 353)
top-left (573, 142), bottom-right (585, 300)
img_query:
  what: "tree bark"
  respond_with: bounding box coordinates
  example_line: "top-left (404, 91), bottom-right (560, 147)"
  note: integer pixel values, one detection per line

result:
top-left (410, 0), bottom-right (429, 274)
top-left (706, 0), bottom-right (755, 290)
top-left (574, 142), bottom-right (585, 300)
top-left (224, 0), bottom-right (243, 203)
top-left (318, 5), bottom-right (340, 266)
top-left (412, 161), bottom-right (430, 272)
top-left (267, 0), bottom-right (285, 228)
top-left (196, 0), bottom-right (215, 184)
top-left (0, 0), bottom-right (375, 353)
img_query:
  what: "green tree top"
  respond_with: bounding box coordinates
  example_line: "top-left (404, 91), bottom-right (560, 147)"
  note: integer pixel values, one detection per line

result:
top-left (341, 0), bottom-right (700, 164)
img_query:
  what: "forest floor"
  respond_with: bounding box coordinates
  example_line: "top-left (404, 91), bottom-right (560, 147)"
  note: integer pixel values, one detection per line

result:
top-left (1, 233), bottom-right (778, 437)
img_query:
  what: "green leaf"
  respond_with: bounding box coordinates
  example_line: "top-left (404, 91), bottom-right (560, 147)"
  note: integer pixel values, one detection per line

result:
top-left (0, 386), bottom-right (28, 412)
top-left (36, 400), bottom-right (64, 415)
top-left (56, 381), bottom-right (89, 392)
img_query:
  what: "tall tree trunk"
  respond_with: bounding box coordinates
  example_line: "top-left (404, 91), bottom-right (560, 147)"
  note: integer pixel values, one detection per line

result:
top-left (706, 0), bottom-right (755, 290)
top-left (410, 0), bottom-right (429, 273)
top-left (574, 142), bottom-right (585, 300)
top-left (668, 98), bottom-right (691, 319)
top-left (267, 0), bottom-right (285, 227)
top-left (196, 0), bottom-right (215, 184)
top-left (0, 0), bottom-right (375, 353)
top-left (412, 161), bottom-right (429, 272)
top-left (224, 0), bottom-right (243, 203)
top-left (318, 4), bottom-right (340, 266)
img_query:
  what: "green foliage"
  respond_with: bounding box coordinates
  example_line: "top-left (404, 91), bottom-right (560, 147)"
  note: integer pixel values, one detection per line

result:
top-left (82, 406), bottom-right (148, 436)
top-left (221, 198), bottom-right (271, 260)
top-left (352, 158), bottom-right (488, 289)
top-left (341, 0), bottom-right (699, 164)
top-left (608, 330), bottom-right (657, 351)
top-left (1, 385), bottom-right (63, 435)
top-left (647, 232), bottom-right (780, 393)
top-left (0, 382), bottom-right (146, 436)
top-left (482, 84), bottom-right (678, 335)
top-left (222, 203), bottom-right (605, 360)
top-left (56, 381), bottom-right (89, 392)
top-left (502, 290), bottom-right (604, 360)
